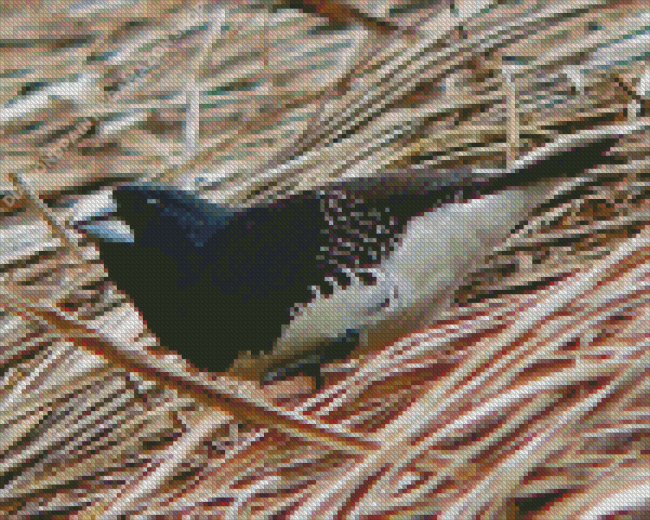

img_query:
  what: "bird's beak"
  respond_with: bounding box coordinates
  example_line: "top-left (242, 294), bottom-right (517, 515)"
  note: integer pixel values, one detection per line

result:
top-left (65, 187), bottom-right (135, 243)
top-left (75, 219), bottom-right (135, 243)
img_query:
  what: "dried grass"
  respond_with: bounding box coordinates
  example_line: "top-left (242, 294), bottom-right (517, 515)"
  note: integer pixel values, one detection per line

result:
top-left (0, 0), bottom-right (648, 517)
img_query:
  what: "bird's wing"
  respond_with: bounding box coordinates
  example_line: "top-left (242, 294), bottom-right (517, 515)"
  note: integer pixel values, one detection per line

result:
top-left (257, 181), bottom-right (561, 378)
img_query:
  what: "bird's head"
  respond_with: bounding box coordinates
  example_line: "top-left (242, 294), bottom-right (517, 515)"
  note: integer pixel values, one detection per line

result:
top-left (112, 182), bottom-right (235, 248)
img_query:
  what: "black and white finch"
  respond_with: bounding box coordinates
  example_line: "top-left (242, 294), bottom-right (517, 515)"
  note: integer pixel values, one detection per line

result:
top-left (75, 133), bottom-right (619, 384)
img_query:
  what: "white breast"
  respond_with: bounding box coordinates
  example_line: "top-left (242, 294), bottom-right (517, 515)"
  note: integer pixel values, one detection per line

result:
top-left (360, 184), bottom-right (556, 349)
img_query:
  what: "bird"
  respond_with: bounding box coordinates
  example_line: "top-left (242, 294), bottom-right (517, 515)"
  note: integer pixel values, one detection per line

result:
top-left (73, 170), bottom-right (473, 379)
top-left (76, 133), bottom-right (618, 386)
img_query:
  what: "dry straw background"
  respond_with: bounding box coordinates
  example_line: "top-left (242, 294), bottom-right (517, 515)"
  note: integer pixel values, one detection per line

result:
top-left (0, 0), bottom-right (649, 517)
